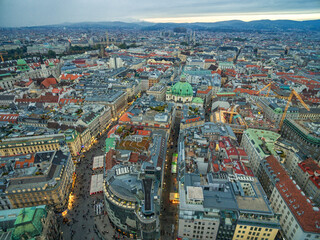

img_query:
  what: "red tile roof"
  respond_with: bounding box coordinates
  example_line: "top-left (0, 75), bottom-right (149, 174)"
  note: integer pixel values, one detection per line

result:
top-left (41, 77), bottom-right (57, 88)
top-left (59, 98), bottom-right (83, 104)
top-left (136, 130), bottom-right (151, 136)
top-left (234, 88), bottom-right (259, 95)
top-left (107, 124), bottom-right (119, 138)
top-left (265, 156), bottom-right (320, 233)
top-left (246, 64), bottom-right (260, 68)
top-left (276, 72), bottom-right (294, 76)
top-left (211, 69), bottom-right (222, 75)
top-left (197, 88), bottom-right (211, 94)
top-left (129, 152), bottom-right (139, 163)
top-left (25, 79), bottom-right (33, 86)
top-left (119, 112), bottom-right (134, 123)
top-left (298, 158), bottom-right (320, 189)
top-left (60, 73), bottom-right (82, 81)
top-left (205, 59), bottom-right (216, 63)
top-left (251, 74), bottom-right (267, 77)
top-left (0, 114), bottom-right (19, 123)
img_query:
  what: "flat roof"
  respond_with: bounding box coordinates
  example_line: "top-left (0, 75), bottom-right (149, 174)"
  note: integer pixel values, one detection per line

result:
top-left (236, 178), bottom-right (271, 213)
top-left (92, 155), bottom-right (105, 170)
top-left (244, 129), bottom-right (280, 158)
top-left (187, 186), bottom-right (204, 201)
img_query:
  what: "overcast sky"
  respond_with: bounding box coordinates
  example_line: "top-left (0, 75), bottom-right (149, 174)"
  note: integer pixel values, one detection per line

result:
top-left (0, 0), bottom-right (319, 27)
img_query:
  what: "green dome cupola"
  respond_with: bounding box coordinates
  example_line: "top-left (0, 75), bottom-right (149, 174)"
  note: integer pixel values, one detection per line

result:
top-left (171, 81), bottom-right (193, 97)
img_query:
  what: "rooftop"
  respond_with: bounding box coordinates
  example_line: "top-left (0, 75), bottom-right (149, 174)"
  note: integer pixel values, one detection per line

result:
top-left (265, 155), bottom-right (320, 233)
top-left (244, 129), bottom-right (280, 158)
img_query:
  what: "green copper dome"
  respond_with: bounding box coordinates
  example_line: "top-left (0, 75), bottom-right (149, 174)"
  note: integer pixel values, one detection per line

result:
top-left (171, 81), bottom-right (193, 97)
top-left (16, 59), bottom-right (29, 71)
top-left (17, 59), bottom-right (27, 66)
top-left (192, 97), bottom-right (204, 104)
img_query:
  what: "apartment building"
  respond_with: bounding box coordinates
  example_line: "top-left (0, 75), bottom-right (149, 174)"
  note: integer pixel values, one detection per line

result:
top-left (294, 158), bottom-right (320, 206)
top-left (0, 133), bottom-right (64, 157)
top-left (177, 125), bottom-right (280, 240)
top-left (259, 156), bottom-right (320, 240)
top-left (241, 129), bottom-right (280, 175)
top-left (281, 119), bottom-right (320, 162)
top-left (2, 150), bottom-right (75, 211)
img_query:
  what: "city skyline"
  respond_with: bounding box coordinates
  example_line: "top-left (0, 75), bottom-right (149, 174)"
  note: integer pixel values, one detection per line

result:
top-left (0, 0), bottom-right (319, 27)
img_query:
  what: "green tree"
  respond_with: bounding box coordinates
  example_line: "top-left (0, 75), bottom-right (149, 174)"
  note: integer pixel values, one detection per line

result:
top-left (47, 50), bottom-right (56, 58)
top-left (118, 43), bottom-right (128, 49)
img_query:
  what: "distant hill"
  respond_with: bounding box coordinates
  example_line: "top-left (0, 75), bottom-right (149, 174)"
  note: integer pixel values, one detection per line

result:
top-left (13, 19), bottom-right (320, 31)
top-left (141, 20), bottom-right (320, 31)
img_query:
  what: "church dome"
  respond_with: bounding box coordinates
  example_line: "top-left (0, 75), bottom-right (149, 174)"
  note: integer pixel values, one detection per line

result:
top-left (192, 97), bottom-right (204, 104)
top-left (17, 59), bottom-right (27, 66)
top-left (171, 81), bottom-right (193, 97)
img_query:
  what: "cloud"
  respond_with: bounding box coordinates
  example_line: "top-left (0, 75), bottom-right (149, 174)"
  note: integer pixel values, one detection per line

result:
top-left (0, 0), bottom-right (319, 27)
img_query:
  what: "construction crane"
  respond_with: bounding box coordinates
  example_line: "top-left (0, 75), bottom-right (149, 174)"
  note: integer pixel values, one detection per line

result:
top-left (257, 83), bottom-right (272, 97)
top-left (0, 52), bottom-right (8, 62)
top-left (229, 106), bottom-right (235, 124)
top-left (228, 105), bottom-right (240, 124)
top-left (279, 88), bottom-right (310, 128)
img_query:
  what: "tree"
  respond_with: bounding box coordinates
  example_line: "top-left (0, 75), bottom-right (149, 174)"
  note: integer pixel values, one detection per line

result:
top-left (48, 50), bottom-right (56, 58)
top-left (118, 43), bottom-right (128, 49)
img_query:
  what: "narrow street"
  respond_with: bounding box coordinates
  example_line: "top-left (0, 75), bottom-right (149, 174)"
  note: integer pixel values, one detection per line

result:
top-left (160, 115), bottom-right (181, 240)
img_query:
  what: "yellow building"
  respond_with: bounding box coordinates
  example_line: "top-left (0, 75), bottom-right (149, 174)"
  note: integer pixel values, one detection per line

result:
top-left (65, 129), bottom-right (82, 157)
top-left (0, 134), bottom-right (64, 156)
top-left (233, 224), bottom-right (278, 240)
top-left (5, 150), bottom-right (75, 212)
top-left (80, 127), bottom-right (92, 151)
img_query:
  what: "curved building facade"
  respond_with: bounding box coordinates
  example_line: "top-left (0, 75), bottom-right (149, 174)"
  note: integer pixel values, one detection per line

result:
top-left (103, 165), bottom-right (161, 239)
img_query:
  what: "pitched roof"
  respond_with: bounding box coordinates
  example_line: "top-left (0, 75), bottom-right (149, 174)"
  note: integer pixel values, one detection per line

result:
top-left (298, 158), bottom-right (320, 189)
top-left (119, 112), bottom-right (134, 123)
top-left (60, 73), bottom-right (83, 80)
top-left (0, 114), bottom-right (19, 122)
top-left (41, 77), bottom-right (57, 88)
top-left (265, 155), bottom-right (320, 233)
top-left (137, 130), bottom-right (151, 136)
